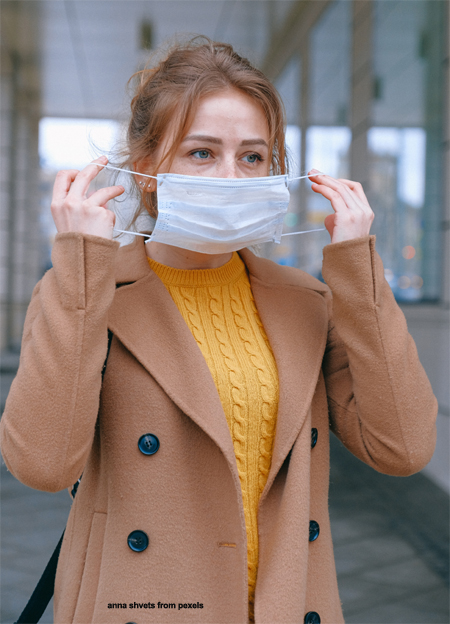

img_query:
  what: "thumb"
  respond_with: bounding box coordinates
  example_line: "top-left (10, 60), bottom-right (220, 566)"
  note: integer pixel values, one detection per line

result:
top-left (324, 214), bottom-right (335, 238)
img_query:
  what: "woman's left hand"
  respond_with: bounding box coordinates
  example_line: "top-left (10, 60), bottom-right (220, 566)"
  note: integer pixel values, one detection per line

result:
top-left (308, 169), bottom-right (375, 244)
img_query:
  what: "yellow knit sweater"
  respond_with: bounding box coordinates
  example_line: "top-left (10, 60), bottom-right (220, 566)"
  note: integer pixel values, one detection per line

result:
top-left (147, 251), bottom-right (279, 621)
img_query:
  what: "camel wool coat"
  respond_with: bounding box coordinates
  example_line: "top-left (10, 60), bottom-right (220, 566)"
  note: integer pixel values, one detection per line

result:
top-left (0, 232), bottom-right (437, 624)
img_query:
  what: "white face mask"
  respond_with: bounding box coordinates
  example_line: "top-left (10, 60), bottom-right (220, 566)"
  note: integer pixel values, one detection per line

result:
top-left (96, 164), bottom-right (325, 253)
top-left (150, 172), bottom-right (290, 253)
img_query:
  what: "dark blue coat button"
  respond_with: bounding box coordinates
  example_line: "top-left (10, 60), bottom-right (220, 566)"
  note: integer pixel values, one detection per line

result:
top-left (127, 530), bottom-right (149, 552)
top-left (311, 428), bottom-right (318, 448)
top-left (304, 612), bottom-right (321, 624)
top-left (309, 520), bottom-right (320, 542)
top-left (138, 433), bottom-right (160, 455)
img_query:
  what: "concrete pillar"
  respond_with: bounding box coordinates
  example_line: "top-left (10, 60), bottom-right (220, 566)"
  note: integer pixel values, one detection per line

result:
top-left (421, 0), bottom-right (446, 301)
top-left (349, 0), bottom-right (373, 188)
top-left (0, 2), bottom-right (43, 352)
top-left (441, 1), bottom-right (449, 309)
top-left (299, 41), bottom-right (309, 223)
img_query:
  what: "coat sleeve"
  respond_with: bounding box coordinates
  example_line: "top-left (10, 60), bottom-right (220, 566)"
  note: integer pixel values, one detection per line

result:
top-left (321, 235), bottom-right (437, 476)
top-left (0, 232), bottom-right (120, 492)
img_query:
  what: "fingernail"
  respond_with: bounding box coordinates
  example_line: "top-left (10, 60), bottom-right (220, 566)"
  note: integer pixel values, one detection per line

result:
top-left (310, 169), bottom-right (323, 174)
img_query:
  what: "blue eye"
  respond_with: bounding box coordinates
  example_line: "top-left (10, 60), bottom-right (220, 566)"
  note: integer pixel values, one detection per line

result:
top-left (192, 150), bottom-right (210, 159)
top-left (244, 153), bottom-right (261, 163)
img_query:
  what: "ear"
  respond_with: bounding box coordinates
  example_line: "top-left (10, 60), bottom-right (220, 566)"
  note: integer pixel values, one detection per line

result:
top-left (133, 158), bottom-right (157, 193)
top-left (137, 177), bottom-right (157, 193)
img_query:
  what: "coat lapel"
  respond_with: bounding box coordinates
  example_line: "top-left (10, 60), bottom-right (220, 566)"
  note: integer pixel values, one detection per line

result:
top-left (108, 238), bottom-right (238, 473)
top-left (108, 239), bottom-right (329, 492)
top-left (239, 249), bottom-right (329, 494)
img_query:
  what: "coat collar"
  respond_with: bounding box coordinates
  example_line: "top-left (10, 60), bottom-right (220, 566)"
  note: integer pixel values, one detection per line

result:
top-left (109, 237), bottom-right (329, 495)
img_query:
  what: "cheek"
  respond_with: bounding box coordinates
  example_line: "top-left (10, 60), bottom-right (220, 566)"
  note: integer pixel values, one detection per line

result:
top-left (167, 158), bottom-right (200, 175)
top-left (156, 151), bottom-right (190, 175)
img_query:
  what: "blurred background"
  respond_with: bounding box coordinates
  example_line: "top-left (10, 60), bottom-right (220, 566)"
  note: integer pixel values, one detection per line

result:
top-left (1, 1), bottom-right (449, 622)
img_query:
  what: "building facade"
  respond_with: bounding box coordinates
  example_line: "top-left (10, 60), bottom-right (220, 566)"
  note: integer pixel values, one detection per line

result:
top-left (1, 0), bottom-right (449, 491)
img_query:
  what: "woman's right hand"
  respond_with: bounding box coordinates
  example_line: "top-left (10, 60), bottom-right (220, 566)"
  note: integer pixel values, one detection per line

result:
top-left (51, 156), bottom-right (125, 240)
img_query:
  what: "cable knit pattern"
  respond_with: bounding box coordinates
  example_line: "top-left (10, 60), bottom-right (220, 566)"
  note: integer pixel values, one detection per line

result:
top-left (147, 252), bottom-right (279, 622)
top-left (231, 284), bottom-right (278, 496)
top-left (208, 287), bottom-right (248, 480)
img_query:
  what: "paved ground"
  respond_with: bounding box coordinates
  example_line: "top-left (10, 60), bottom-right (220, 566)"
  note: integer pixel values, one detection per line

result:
top-left (1, 352), bottom-right (449, 623)
top-left (327, 435), bottom-right (449, 623)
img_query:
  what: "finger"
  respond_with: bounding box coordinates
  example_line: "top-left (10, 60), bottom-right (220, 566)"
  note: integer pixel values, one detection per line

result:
top-left (67, 156), bottom-right (108, 198)
top-left (86, 185), bottom-right (125, 207)
top-left (311, 182), bottom-right (350, 214)
top-left (51, 169), bottom-right (80, 206)
top-left (336, 178), bottom-right (369, 204)
top-left (310, 174), bottom-right (362, 212)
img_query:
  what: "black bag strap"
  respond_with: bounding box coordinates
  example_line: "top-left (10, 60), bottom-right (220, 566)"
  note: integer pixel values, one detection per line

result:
top-left (14, 532), bottom-right (65, 624)
top-left (14, 329), bottom-right (113, 624)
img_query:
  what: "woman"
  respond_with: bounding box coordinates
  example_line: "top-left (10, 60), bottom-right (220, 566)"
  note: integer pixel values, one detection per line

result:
top-left (0, 38), bottom-right (437, 624)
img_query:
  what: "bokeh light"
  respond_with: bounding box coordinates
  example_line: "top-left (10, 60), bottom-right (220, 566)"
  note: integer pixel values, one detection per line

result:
top-left (402, 245), bottom-right (416, 260)
top-left (411, 275), bottom-right (424, 289)
top-left (398, 276), bottom-right (411, 289)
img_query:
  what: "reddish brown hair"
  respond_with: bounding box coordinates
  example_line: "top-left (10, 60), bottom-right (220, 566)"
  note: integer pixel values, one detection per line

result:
top-left (124, 36), bottom-right (287, 220)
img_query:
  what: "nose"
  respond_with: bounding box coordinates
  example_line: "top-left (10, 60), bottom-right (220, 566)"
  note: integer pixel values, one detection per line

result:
top-left (217, 154), bottom-right (241, 179)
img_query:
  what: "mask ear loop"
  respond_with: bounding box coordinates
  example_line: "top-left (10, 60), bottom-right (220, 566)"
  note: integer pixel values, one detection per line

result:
top-left (280, 228), bottom-right (325, 237)
top-left (114, 229), bottom-right (153, 239)
top-left (91, 162), bottom-right (158, 180)
top-left (282, 172), bottom-right (326, 236)
top-left (287, 172), bottom-right (325, 183)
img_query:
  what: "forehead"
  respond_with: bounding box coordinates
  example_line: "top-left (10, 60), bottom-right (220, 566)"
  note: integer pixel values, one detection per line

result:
top-left (186, 89), bottom-right (270, 138)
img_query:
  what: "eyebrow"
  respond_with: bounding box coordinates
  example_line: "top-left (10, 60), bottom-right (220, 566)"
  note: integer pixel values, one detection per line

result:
top-left (182, 134), bottom-right (269, 148)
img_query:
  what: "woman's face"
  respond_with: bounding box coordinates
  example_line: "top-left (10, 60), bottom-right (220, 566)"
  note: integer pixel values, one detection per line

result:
top-left (155, 88), bottom-right (271, 179)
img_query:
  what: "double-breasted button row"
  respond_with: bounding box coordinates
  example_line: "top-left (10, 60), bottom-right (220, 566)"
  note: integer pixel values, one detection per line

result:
top-left (128, 435), bottom-right (158, 555)
top-left (127, 530), bottom-right (149, 552)
top-left (138, 433), bottom-right (160, 455)
top-left (306, 429), bottom-right (320, 623)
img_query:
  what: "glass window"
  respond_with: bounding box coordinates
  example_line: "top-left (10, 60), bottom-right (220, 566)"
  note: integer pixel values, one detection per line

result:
top-left (261, 55), bottom-right (303, 267)
top-left (264, 0), bottom-right (445, 303)
top-left (369, 0), bottom-right (445, 301)
top-left (288, 0), bottom-right (351, 279)
top-left (262, 1), bottom-right (352, 273)
top-left (308, 0), bottom-right (351, 128)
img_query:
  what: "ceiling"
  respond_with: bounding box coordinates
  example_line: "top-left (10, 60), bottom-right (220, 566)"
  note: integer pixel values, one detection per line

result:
top-left (2, 0), bottom-right (434, 127)
top-left (28, 0), bottom-right (296, 120)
